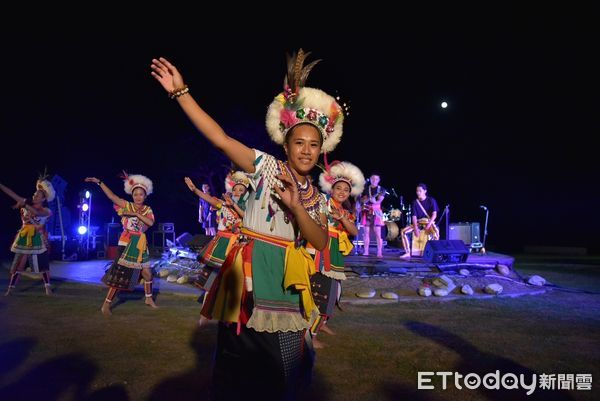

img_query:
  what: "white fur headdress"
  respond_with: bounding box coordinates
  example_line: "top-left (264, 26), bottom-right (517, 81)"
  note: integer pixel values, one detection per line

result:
top-left (266, 49), bottom-right (344, 154)
top-left (319, 161), bottom-right (365, 197)
top-left (36, 179), bottom-right (56, 202)
top-left (122, 171), bottom-right (153, 196)
top-left (224, 170), bottom-right (250, 194)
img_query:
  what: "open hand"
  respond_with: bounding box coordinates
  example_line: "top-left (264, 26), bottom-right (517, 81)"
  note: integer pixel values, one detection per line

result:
top-left (184, 177), bottom-right (197, 192)
top-left (274, 174), bottom-right (301, 212)
top-left (151, 57), bottom-right (185, 94)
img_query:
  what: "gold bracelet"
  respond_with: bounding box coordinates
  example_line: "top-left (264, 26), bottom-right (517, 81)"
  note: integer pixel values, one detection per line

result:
top-left (169, 85), bottom-right (190, 99)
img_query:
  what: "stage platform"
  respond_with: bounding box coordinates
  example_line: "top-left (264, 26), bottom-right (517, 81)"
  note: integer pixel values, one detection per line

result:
top-left (344, 248), bottom-right (515, 276)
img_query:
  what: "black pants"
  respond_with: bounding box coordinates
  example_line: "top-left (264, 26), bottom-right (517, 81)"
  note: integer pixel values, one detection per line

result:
top-left (211, 322), bottom-right (313, 401)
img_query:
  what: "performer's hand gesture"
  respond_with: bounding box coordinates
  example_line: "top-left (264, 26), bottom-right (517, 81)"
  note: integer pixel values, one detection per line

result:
top-left (84, 177), bottom-right (100, 184)
top-left (274, 174), bottom-right (301, 212)
top-left (330, 208), bottom-right (343, 221)
top-left (425, 222), bottom-right (433, 230)
top-left (184, 177), bottom-right (197, 192)
top-left (151, 57), bottom-right (185, 93)
top-left (223, 193), bottom-right (234, 206)
top-left (12, 199), bottom-right (25, 209)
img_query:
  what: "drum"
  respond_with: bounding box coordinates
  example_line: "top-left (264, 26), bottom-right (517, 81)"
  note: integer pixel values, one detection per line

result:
top-left (385, 221), bottom-right (399, 241)
top-left (389, 208), bottom-right (402, 221)
top-left (411, 229), bottom-right (429, 257)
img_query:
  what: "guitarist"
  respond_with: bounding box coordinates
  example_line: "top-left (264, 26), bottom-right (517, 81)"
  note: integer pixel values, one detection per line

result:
top-left (360, 174), bottom-right (387, 257)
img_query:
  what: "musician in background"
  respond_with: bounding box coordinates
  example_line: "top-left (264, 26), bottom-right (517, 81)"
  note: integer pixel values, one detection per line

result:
top-left (400, 183), bottom-right (439, 259)
top-left (198, 183), bottom-right (217, 236)
top-left (360, 174), bottom-right (386, 257)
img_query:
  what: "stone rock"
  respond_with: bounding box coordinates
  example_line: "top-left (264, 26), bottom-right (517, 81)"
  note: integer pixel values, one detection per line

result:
top-left (496, 264), bottom-right (510, 276)
top-left (418, 287), bottom-right (432, 297)
top-left (176, 275), bottom-right (189, 284)
top-left (528, 275), bottom-right (546, 286)
top-left (434, 288), bottom-right (449, 297)
top-left (459, 269), bottom-right (470, 276)
top-left (461, 284), bottom-right (474, 295)
top-left (484, 283), bottom-right (503, 295)
top-left (356, 289), bottom-right (376, 298)
top-left (432, 275), bottom-right (456, 293)
top-left (166, 274), bottom-right (178, 283)
top-left (381, 292), bottom-right (399, 300)
top-left (159, 269), bottom-right (170, 278)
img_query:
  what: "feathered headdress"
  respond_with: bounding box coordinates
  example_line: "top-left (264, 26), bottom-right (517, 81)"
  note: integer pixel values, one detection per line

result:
top-left (266, 49), bottom-right (344, 153)
top-left (224, 170), bottom-right (250, 194)
top-left (319, 160), bottom-right (365, 197)
top-left (36, 169), bottom-right (56, 203)
top-left (122, 171), bottom-right (153, 196)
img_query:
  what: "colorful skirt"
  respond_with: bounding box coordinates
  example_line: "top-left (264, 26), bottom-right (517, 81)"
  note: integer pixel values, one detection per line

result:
top-left (102, 246), bottom-right (142, 291)
top-left (11, 225), bottom-right (47, 254)
top-left (117, 232), bottom-right (150, 269)
top-left (313, 228), bottom-right (350, 281)
top-left (199, 230), bottom-right (238, 269)
top-left (201, 228), bottom-right (318, 333)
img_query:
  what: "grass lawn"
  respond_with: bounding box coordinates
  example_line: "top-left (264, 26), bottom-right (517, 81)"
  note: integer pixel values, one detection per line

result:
top-left (0, 257), bottom-right (599, 401)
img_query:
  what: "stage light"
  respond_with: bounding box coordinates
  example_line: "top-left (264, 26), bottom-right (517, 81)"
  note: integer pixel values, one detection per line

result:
top-left (441, 101), bottom-right (448, 109)
top-left (85, 190), bottom-right (90, 199)
top-left (82, 203), bottom-right (89, 212)
top-left (78, 225), bottom-right (88, 235)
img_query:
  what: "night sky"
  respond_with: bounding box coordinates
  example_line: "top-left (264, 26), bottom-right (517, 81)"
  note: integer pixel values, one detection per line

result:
top-left (1, 28), bottom-right (596, 257)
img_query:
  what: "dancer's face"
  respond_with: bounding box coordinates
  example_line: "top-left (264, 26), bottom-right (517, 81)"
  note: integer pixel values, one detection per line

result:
top-left (416, 186), bottom-right (427, 200)
top-left (202, 184), bottom-right (210, 193)
top-left (332, 181), bottom-right (351, 203)
top-left (370, 175), bottom-right (380, 186)
top-left (284, 124), bottom-right (322, 177)
top-left (132, 188), bottom-right (147, 205)
top-left (32, 189), bottom-right (46, 205)
top-left (232, 184), bottom-right (246, 198)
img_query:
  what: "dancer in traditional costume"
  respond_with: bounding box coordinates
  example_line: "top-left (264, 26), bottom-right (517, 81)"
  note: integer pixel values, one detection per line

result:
top-left (185, 172), bottom-right (249, 326)
top-left (309, 161), bottom-right (363, 348)
top-left (1, 177), bottom-right (55, 296)
top-left (84, 174), bottom-right (157, 315)
top-left (152, 49), bottom-right (344, 400)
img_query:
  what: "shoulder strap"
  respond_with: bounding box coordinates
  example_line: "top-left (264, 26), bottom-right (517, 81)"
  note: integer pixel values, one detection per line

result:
top-left (416, 199), bottom-right (430, 219)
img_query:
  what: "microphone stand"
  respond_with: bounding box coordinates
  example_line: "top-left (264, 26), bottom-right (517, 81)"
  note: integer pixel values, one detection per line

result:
top-left (445, 205), bottom-right (450, 240)
top-left (482, 207), bottom-right (489, 254)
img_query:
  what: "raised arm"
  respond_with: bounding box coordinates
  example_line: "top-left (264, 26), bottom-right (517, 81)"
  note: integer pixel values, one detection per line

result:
top-left (84, 178), bottom-right (127, 208)
top-left (151, 58), bottom-right (256, 173)
top-left (184, 177), bottom-right (222, 208)
top-left (1, 183), bottom-right (52, 216)
top-left (0, 182), bottom-right (23, 203)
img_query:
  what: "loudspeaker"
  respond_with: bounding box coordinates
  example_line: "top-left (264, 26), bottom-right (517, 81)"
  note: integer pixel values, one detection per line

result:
top-left (105, 223), bottom-right (122, 246)
top-left (157, 223), bottom-right (175, 232)
top-left (187, 234), bottom-right (213, 251)
top-left (423, 240), bottom-right (469, 263)
top-left (176, 232), bottom-right (194, 247)
top-left (448, 222), bottom-right (480, 245)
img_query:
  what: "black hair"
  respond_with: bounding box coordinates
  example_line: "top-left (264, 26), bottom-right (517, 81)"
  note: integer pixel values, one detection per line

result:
top-left (417, 183), bottom-right (428, 191)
